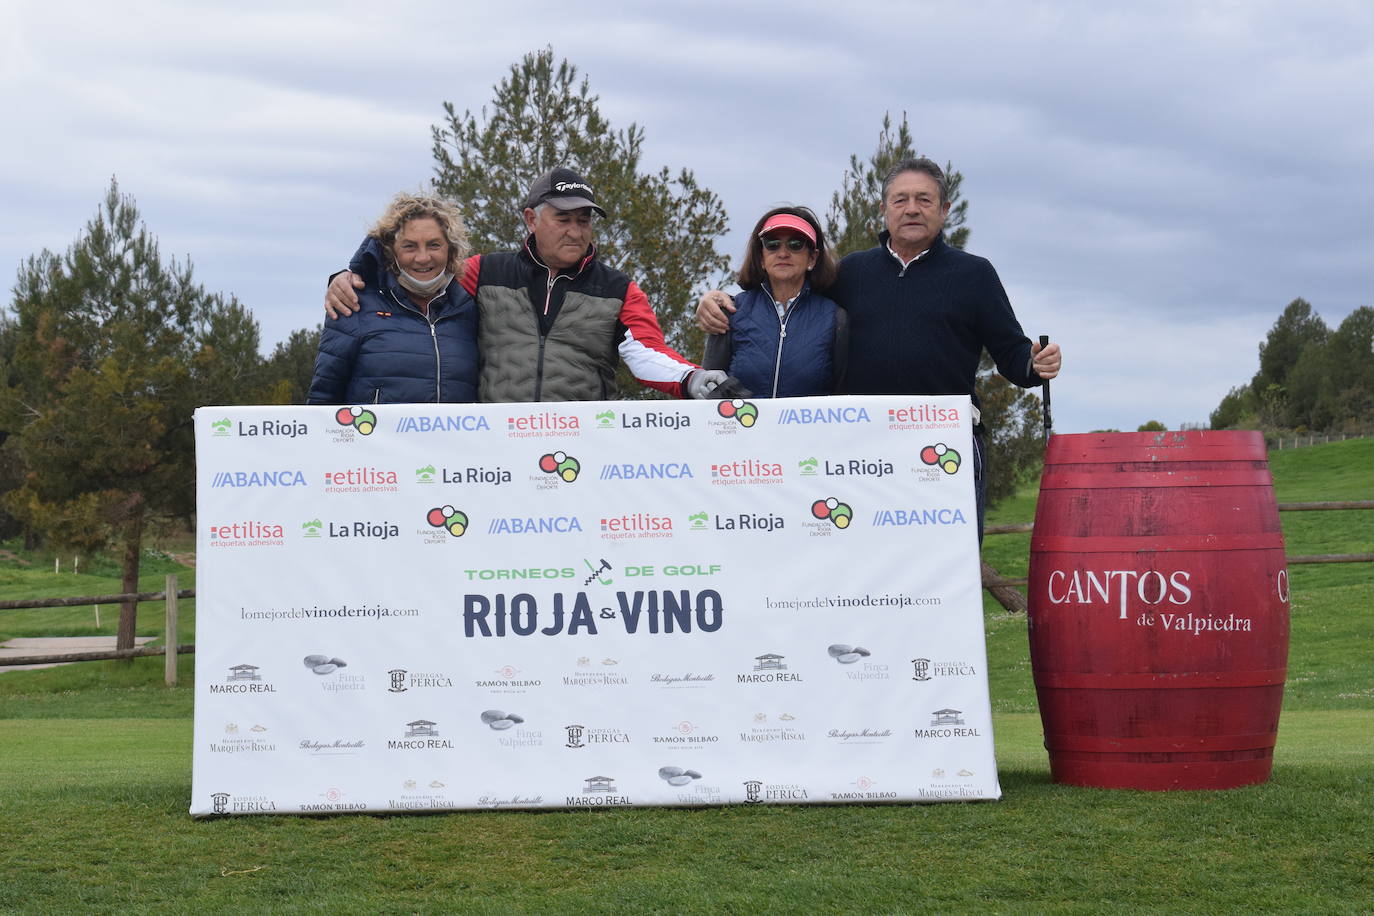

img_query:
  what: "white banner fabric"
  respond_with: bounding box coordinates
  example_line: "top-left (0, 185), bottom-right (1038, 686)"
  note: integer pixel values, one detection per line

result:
top-left (190, 396), bottom-right (999, 816)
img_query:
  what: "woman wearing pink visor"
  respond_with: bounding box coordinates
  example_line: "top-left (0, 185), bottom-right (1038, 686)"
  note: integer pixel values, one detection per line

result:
top-left (702, 206), bottom-right (847, 397)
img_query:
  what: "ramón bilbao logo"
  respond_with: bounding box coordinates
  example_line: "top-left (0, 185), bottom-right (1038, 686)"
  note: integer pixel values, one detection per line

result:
top-left (334, 406), bottom-right (377, 435)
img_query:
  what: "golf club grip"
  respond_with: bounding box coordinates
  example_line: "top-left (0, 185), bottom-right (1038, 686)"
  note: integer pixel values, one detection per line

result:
top-left (1038, 335), bottom-right (1053, 433)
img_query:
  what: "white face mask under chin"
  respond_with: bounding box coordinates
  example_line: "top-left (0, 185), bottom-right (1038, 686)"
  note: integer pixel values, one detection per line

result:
top-left (397, 268), bottom-right (453, 298)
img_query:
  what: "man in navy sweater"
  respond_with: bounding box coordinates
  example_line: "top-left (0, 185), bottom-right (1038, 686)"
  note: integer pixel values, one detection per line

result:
top-left (698, 158), bottom-right (1062, 537)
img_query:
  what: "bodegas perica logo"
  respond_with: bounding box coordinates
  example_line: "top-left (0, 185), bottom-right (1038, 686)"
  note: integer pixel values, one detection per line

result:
top-left (334, 406), bottom-right (377, 435)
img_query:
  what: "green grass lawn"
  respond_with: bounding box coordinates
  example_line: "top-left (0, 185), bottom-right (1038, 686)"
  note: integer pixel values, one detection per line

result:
top-left (1, 438), bottom-right (1371, 913)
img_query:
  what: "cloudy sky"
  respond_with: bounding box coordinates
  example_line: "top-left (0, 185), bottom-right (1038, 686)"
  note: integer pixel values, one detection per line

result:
top-left (3, 0), bottom-right (1370, 433)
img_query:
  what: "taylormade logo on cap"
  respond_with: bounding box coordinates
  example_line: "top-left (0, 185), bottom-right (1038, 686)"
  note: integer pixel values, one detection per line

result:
top-left (525, 167), bottom-right (607, 216)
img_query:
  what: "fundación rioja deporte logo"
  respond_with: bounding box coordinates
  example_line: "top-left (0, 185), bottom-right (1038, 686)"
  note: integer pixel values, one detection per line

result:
top-left (920, 443), bottom-right (962, 474)
top-left (810, 497), bottom-right (854, 529)
top-left (716, 399), bottom-right (758, 428)
top-left (538, 451), bottom-right (581, 482)
top-left (334, 406), bottom-right (377, 435)
top-left (425, 505), bottom-right (469, 537)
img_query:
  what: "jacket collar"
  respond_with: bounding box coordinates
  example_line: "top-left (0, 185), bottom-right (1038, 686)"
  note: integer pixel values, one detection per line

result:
top-left (876, 230), bottom-right (947, 265)
top-left (522, 233), bottom-right (597, 280)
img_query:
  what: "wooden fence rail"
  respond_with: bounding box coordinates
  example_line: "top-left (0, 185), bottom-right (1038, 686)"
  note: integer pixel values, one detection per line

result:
top-left (979, 499), bottom-right (1374, 612)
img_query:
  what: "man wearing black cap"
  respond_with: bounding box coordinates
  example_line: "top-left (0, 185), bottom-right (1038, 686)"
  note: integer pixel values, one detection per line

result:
top-left (326, 167), bottom-right (726, 402)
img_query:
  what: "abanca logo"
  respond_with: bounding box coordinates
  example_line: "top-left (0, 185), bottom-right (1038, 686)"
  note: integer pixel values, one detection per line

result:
top-left (211, 469), bottom-right (307, 488)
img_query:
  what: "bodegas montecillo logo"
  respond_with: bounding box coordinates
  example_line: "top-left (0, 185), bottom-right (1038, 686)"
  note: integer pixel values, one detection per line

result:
top-left (920, 443), bottom-right (962, 475)
top-left (715, 399), bottom-right (758, 428)
top-left (333, 405), bottom-right (377, 435)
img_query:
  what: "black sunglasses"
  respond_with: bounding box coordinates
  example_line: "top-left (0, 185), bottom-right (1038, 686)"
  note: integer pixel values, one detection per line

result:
top-left (761, 237), bottom-right (811, 252)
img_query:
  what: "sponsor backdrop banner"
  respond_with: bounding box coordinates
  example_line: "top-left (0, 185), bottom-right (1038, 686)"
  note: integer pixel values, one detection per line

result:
top-left (191, 396), bottom-right (999, 816)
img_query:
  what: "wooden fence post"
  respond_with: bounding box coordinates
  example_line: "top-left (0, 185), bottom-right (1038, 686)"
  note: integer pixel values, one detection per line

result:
top-left (165, 574), bottom-right (179, 687)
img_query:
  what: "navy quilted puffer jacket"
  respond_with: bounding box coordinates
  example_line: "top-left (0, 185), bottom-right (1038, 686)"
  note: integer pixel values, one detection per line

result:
top-left (308, 239), bottom-right (479, 404)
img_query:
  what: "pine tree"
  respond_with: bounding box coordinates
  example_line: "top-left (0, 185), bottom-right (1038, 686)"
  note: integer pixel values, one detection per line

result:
top-left (0, 180), bottom-right (266, 649)
top-left (824, 112), bottom-right (968, 257)
top-left (431, 47), bottom-right (731, 382)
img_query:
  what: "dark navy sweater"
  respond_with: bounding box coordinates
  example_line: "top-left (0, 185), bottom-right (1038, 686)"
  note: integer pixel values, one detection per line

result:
top-left (833, 232), bottom-right (1041, 409)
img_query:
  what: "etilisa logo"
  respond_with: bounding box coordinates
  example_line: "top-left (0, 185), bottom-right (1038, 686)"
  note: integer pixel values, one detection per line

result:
top-left (810, 497), bottom-right (854, 529)
top-left (920, 443), bottom-right (962, 474)
top-left (710, 458), bottom-right (782, 486)
top-left (538, 451), bottom-right (581, 482)
top-left (426, 505), bottom-right (470, 537)
top-left (334, 406), bottom-right (377, 435)
top-left (716, 399), bottom-right (758, 428)
top-left (887, 403), bottom-right (963, 430)
top-left (508, 410), bottom-right (580, 438)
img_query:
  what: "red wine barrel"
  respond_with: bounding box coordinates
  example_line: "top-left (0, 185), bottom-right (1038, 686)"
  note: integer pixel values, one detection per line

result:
top-left (1027, 431), bottom-right (1290, 789)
